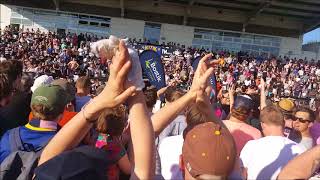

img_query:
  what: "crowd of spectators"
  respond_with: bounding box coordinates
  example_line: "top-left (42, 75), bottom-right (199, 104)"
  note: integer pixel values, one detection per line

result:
top-left (0, 25), bottom-right (320, 179)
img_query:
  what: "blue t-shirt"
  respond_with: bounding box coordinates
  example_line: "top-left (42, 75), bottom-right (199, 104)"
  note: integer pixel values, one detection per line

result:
top-left (75, 96), bottom-right (91, 112)
top-left (0, 124), bottom-right (57, 163)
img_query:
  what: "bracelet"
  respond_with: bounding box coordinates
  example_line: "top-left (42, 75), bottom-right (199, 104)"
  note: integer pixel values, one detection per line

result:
top-left (82, 102), bottom-right (96, 123)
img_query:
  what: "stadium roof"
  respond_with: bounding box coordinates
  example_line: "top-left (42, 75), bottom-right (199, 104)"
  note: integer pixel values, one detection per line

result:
top-left (3, 0), bottom-right (320, 37)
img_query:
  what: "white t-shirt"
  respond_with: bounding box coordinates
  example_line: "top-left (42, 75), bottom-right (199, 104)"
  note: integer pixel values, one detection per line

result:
top-left (158, 135), bottom-right (183, 180)
top-left (240, 136), bottom-right (305, 180)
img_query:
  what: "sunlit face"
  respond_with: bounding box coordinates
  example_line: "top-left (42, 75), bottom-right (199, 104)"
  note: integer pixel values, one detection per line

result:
top-left (293, 111), bottom-right (312, 133)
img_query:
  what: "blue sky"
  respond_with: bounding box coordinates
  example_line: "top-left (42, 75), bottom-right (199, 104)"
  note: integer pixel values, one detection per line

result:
top-left (303, 28), bottom-right (320, 44)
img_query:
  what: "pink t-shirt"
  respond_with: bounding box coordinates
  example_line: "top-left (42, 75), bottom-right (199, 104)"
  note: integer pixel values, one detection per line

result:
top-left (223, 120), bottom-right (262, 156)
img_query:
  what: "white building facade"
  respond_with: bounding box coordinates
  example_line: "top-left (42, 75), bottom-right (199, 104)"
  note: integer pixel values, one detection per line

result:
top-left (0, 4), bottom-right (307, 59)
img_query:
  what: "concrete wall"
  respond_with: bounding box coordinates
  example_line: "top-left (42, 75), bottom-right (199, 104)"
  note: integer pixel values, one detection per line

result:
top-left (111, 17), bottom-right (144, 39)
top-left (0, 4), bottom-right (12, 30)
top-left (160, 24), bottom-right (194, 47)
top-left (279, 36), bottom-right (303, 57)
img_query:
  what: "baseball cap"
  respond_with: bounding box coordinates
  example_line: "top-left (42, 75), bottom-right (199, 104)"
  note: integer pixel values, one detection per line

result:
top-left (31, 75), bottom-right (54, 92)
top-left (232, 95), bottom-right (253, 115)
top-left (31, 85), bottom-right (69, 112)
top-left (51, 79), bottom-right (76, 102)
top-left (182, 122), bottom-right (236, 177)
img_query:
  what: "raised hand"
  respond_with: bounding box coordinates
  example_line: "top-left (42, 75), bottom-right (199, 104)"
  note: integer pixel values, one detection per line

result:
top-left (94, 40), bottom-right (136, 111)
top-left (189, 54), bottom-right (214, 100)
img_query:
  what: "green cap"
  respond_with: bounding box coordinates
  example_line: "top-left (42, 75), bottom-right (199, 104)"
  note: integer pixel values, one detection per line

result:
top-left (51, 79), bottom-right (76, 103)
top-left (31, 85), bottom-right (68, 112)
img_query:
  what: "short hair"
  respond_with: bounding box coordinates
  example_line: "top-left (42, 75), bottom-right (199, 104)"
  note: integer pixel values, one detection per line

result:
top-left (143, 87), bottom-right (157, 109)
top-left (0, 60), bottom-right (23, 82)
top-left (96, 105), bottom-right (127, 136)
top-left (164, 86), bottom-right (184, 103)
top-left (31, 104), bottom-right (64, 121)
top-left (260, 105), bottom-right (284, 127)
top-left (295, 107), bottom-right (315, 122)
top-left (186, 104), bottom-right (214, 126)
top-left (0, 73), bottom-right (13, 101)
top-left (76, 76), bottom-right (91, 90)
top-left (20, 74), bottom-right (33, 92)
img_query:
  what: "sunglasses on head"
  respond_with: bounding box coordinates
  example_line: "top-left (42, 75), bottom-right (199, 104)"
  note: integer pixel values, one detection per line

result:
top-left (293, 117), bottom-right (310, 123)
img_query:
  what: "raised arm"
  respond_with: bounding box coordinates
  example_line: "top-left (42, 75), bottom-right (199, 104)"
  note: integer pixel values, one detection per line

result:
top-left (127, 92), bottom-right (155, 179)
top-left (151, 54), bottom-right (215, 136)
top-left (228, 84), bottom-right (235, 112)
top-left (277, 146), bottom-right (320, 179)
top-left (38, 40), bottom-right (136, 166)
top-left (260, 77), bottom-right (267, 110)
top-left (156, 86), bottom-right (168, 98)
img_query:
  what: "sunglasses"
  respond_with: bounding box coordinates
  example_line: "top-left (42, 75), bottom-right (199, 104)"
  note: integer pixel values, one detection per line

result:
top-left (293, 117), bottom-right (310, 123)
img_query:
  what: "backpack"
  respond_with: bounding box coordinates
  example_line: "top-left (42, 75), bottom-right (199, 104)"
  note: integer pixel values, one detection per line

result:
top-left (0, 127), bottom-right (49, 180)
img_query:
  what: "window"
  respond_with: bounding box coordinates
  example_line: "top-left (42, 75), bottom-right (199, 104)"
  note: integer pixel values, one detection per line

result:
top-left (11, 12), bottom-right (22, 18)
top-left (272, 42), bottom-right (280, 47)
top-left (233, 38), bottom-right (241, 43)
top-left (224, 32), bottom-right (240, 37)
top-left (194, 34), bottom-right (202, 39)
top-left (223, 37), bottom-right (232, 42)
top-left (254, 40), bottom-right (261, 45)
top-left (145, 22), bottom-right (161, 29)
top-left (10, 18), bottom-right (22, 24)
top-left (90, 22), bottom-right (99, 26)
top-left (100, 23), bottom-right (110, 27)
top-left (213, 35), bottom-right (222, 41)
top-left (201, 40), bottom-right (211, 45)
top-left (242, 38), bottom-right (252, 44)
top-left (79, 15), bottom-right (90, 19)
top-left (22, 19), bottom-right (33, 26)
top-left (203, 34), bottom-right (211, 40)
top-left (262, 41), bottom-right (271, 46)
top-left (79, 20), bottom-right (88, 25)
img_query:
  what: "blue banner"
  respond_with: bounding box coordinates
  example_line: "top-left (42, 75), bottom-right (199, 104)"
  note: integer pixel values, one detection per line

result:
top-left (139, 50), bottom-right (166, 90)
top-left (192, 56), bottom-right (217, 99)
top-left (142, 45), bottom-right (162, 56)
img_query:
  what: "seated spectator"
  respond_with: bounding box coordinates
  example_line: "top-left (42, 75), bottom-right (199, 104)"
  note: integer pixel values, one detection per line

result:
top-left (240, 105), bottom-right (305, 179)
top-left (75, 76), bottom-right (91, 112)
top-left (292, 107), bottom-right (315, 150)
top-left (0, 85), bottom-right (69, 163)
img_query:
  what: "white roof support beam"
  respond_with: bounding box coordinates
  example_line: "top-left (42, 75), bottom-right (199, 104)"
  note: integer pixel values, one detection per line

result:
top-left (183, 0), bottom-right (196, 25)
top-left (242, 0), bottom-right (272, 32)
top-left (120, 0), bottom-right (125, 18)
top-left (53, 0), bottom-right (60, 10)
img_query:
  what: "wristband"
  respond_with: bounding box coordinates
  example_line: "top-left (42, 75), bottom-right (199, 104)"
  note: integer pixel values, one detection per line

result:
top-left (82, 102), bottom-right (96, 123)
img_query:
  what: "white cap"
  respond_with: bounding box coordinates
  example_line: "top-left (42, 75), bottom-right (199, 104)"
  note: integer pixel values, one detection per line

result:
top-left (31, 75), bottom-right (54, 92)
top-left (0, 57), bottom-right (6, 62)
